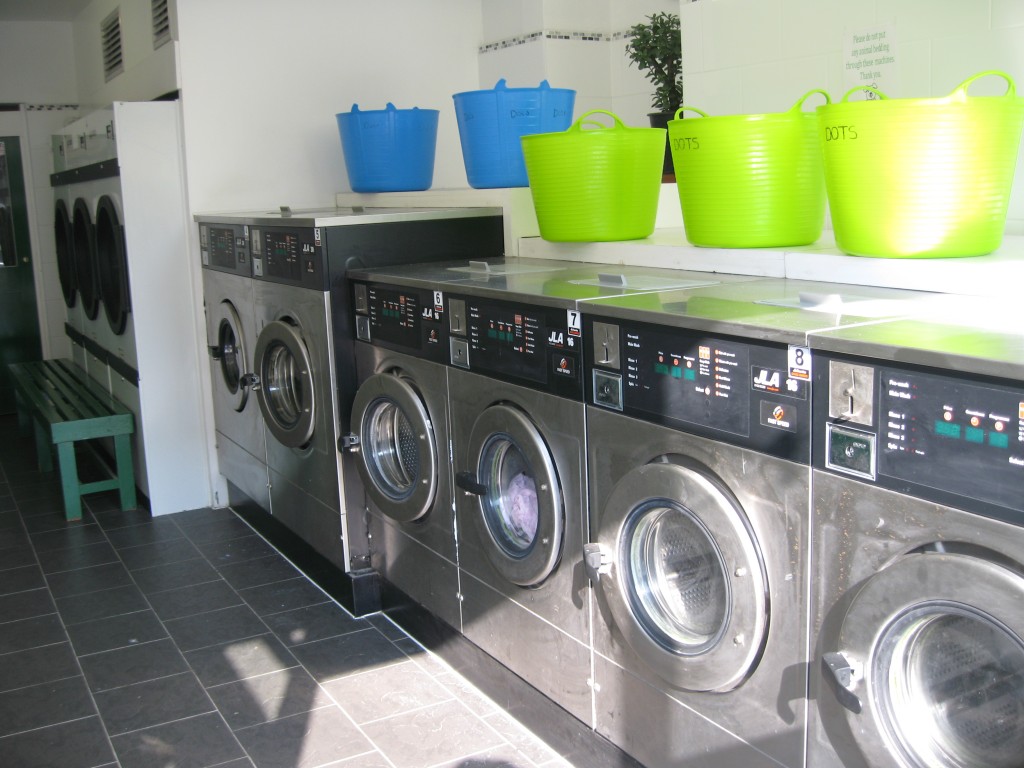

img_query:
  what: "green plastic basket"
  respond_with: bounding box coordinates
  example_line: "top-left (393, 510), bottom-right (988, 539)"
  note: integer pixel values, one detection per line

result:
top-left (521, 110), bottom-right (665, 242)
top-left (669, 90), bottom-right (829, 248)
top-left (818, 71), bottom-right (1024, 258)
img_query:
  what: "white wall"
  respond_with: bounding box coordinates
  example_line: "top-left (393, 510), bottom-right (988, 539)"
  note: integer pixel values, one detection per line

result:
top-left (681, 0), bottom-right (1024, 233)
top-left (176, 0), bottom-right (486, 211)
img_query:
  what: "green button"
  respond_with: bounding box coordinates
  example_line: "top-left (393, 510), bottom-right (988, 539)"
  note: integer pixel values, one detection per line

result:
top-left (655, 363), bottom-right (670, 376)
top-left (965, 427), bottom-right (986, 444)
top-left (683, 369), bottom-right (696, 381)
top-left (670, 367), bottom-right (682, 378)
top-left (934, 421), bottom-right (961, 439)
top-left (488, 329), bottom-right (497, 339)
top-left (990, 432), bottom-right (1010, 449)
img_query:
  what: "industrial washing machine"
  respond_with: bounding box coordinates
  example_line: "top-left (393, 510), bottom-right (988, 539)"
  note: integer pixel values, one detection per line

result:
top-left (344, 275), bottom-right (459, 629)
top-left (196, 220), bottom-right (269, 513)
top-left (579, 279), bottom-right (941, 768)
top-left (197, 207), bottom-right (503, 576)
top-left (807, 309), bottom-right (1024, 768)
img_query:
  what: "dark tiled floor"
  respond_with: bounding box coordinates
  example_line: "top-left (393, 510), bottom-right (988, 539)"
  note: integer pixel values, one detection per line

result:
top-left (0, 415), bottom-right (568, 768)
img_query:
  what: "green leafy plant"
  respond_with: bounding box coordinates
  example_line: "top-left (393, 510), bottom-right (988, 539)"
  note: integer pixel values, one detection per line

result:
top-left (625, 12), bottom-right (683, 114)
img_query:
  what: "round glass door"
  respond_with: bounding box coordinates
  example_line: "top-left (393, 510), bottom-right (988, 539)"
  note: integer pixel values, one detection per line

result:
top-left (595, 458), bottom-right (768, 692)
top-left (351, 371), bottom-right (437, 523)
top-left (54, 199), bottom-right (76, 308)
top-left (72, 198), bottom-right (100, 320)
top-left (95, 195), bottom-right (129, 335)
top-left (466, 404), bottom-right (562, 587)
top-left (837, 552), bottom-right (1024, 768)
top-left (254, 318), bottom-right (315, 448)
top-left (211, 300), bottom-right (249, 412)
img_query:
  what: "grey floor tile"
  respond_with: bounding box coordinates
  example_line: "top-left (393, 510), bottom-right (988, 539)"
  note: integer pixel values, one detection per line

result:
top-left (0, 612), bottom-right (66, 655)
top-left (195, 533), bottom-right (277, 567)
top-left (0, 564), bottom-right (46, 596)
top-left (0, 676), bottom-right (96, 737)
top-left (0, 587), bottom-right (55, 624)
top-left (361, 699), bottom-right (505, 768)
top-left (366, 613), bottom-right (409, 642)
top-left (66, 609), bottom-right (168, 656)
top-left (89, 507), bottom-right (156, 530)
top-left (29, 523), bottom-right (109, 552)
top-left (0, 715), bottom-right (115, 768)
top-left (111, 711), bottom-right (244, 768)
top-left (164, 603), bottom-right (267, 652)
top-left (21, 509), bottom-right (91, 534)
top-left (434, 672), bottom-right (501, 717)
top-left (434, 744), bottom-right (538, 768)
top-left (174, 507), bottom-right (239, 527)
top-left (484, 711), bottom-right (561, 765)
top-left (207, 667), bottom-right (335, 730)
top-left (289, 627), bottom-right (407, 683)
top-left (331, 753), bottom-right (393, 768)
top-left (179, 515), bottom-right (255, 545)
top-left (237, 576), bottom-right (331, 616)
top-left (0, 545), bottom-right (39, 570)
top-left (56, 584), bottom-right (149, 626)
top-left (262, 601), bottom-right (365, 648)
top-left (0, 641), bottom-right (80, 693)
top-left (79, 637), bottom-right (190, 692)
top-left (103, 516), bottom-right (184, 549)
top-left (130, 557), bottom-right (221, 595)
top-left (36, 540), bottom-right (120, 574)
top-left (186, 633), bottom-right (299, 688)
top-left (146, 578), bottom-right (244, 621)
top-left (94, 671), bottom-right (215, 736)
top-left (116, 536), bottom-right (202, 571)
top-left (218, 554), bottom-right (301, 590)
top-left (234, 705), bottom-right (373, 768)
top-left (45, 561), bottom-right (133, 599)
top-left (0, 525), bottom-right (29, 549)
top-left (323, 659), bottom-right (453, 724)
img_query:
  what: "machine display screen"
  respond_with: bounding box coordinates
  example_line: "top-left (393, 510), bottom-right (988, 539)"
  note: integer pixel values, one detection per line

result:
top-left (209, 227), bottom-right (236, 270)
top-left (879, 369), bottom-right (1024, 512)
top-left (264, 231), bottom-right (301, 281)
top-left (366, 285), bottom-right (437, 351)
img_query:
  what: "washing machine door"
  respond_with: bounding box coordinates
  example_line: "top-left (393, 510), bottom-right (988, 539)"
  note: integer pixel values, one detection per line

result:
top-left (460, 403), bottom-right (563, 587)
top-left (590, 458), bottom-right (768, 692)
top-left (210, 299), bottom-right (253, 412)
top-left (53, 199), bottom-right (76, 308)
top-left (72, 198), bottom-right (100, 320)
top-left (351, 370), bottom-right (437, 523)
top-left (254, 318), bottom-right (315, 448)
top-left (95, 195), bottom-right (130, 335)
top-left (825, 551), bottom-right (1024, 768)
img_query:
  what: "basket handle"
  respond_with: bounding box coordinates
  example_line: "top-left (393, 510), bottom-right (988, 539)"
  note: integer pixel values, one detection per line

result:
top-left (948, 70), bottom-right (1016, 100)
top-left (841, 85), bottom-right (889, 103)
top-left (790, 89), bottom-right (831, 112)
top-left (673, 106), bottom-right (709, 120)
top-left (569, 109), bottom-right (628, 131)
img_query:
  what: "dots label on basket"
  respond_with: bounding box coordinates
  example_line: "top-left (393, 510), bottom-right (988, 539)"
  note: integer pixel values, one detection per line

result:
top-left (825, 125), bottom-right (859, 141)
top-left (672, 136), bottom-right (700, 150)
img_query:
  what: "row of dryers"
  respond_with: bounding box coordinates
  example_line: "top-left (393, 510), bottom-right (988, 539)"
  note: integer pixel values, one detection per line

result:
top-left (342, 258), bottom-right (1024, 768)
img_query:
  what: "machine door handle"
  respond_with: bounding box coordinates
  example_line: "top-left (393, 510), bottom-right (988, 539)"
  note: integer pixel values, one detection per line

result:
top-left (822, 652), bottom-right (863, 714)
top-left (455, 471), bottom-right (486, 496)
top-left (338, 434), bottom-right (360, 453)
top-left (240, 373), bottom-right (260, 390)
top-left (208, 344), bottom-right (222, 361)
top-left (583, 543), bottom-right (611, 584)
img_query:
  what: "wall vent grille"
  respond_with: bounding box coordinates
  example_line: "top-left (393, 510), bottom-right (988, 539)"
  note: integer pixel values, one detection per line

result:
top-left (101, 9), bottom-right (124, 82)
top-left (152, 0), bottom-right (171, 50)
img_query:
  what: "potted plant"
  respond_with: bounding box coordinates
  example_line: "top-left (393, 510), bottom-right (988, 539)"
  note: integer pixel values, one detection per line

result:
top-left (625, 11), bottom-right (683, 179)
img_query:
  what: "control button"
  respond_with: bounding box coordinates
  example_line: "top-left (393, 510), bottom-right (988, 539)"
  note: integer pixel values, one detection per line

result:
top-left (760, 401), bottom-right (796, 432)
top-left (355, 315), bottom-right (371, 342)
top-left (552, 354), bottom-right (575, 378)
top-left (593, 370), bottom-right (623, 411)
top-left (826, 424), bottom-right (876, 480)
top-left (450, 338), bottom-right (470, 369)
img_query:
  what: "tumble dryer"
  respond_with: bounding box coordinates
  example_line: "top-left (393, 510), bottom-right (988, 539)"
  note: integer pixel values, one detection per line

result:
top-left (579, 280), bottom-right (941, 768)
top-left (807, 309), bottom-right (1024, 768)
top-left (196, 220), bottom-right (269, 513)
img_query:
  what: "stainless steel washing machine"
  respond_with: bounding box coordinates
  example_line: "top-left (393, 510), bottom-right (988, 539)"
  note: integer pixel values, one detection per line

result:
top-left (579, 279), bottom-right (941, 768)
top-left (807, 309), bottom-right (1024, 768)
top-left (344, 277), bottom-right (459, 628)
top-left (196, 220), bottom-right (269, 513)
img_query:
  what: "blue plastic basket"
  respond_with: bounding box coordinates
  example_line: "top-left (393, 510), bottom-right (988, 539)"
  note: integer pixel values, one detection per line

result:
top-left (336, 103), bottom-right (439, 192)
top-left (453, 80), bottom-right (575, 188)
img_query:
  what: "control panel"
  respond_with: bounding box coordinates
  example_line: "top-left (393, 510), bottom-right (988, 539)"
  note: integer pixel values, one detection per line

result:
top-left (815, 354), bottom-right (1024, 521)
top-left (584, 316), bottom-right (810, 462)
top-left (447, 294), bottom-right (584, 401)
top-left (250, 226), bottom-right (328, 291)
top-left (351, 281), bottom-right (447, 365)
top-left (198, 223), bottom-right (250, 277)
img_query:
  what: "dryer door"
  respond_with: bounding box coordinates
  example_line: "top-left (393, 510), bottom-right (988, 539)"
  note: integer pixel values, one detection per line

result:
top-left (591, 458), bottom-right (768, 692)
top-left (826, 551), bottom-right (1024, 768)
top-left (95, 195), bottom-right (130, 335)
top-left (460, 403), bottom-right (563, 587)
top-left (351, 370), bottom-right (437, 523)
top-left (254, 318), bottom-right (315, 448)
top-left (72, 198), bottom-right (100, 320)
top-left (54, 199), bottom-right (76, 308)
top-left (210, 299), bottom-right (253, 412)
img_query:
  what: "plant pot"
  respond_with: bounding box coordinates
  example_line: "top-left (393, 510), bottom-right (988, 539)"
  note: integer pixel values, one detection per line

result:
top-left (647, 112), bottom-right (675, 181)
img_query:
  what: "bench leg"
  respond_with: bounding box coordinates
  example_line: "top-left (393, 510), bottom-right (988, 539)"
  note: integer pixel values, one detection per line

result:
top-left (55, 441), bottom-right (83, 522)
top-left (34, 419), bottom-right (53, 473)
top-left (113, 434), bottom-right (137, 512)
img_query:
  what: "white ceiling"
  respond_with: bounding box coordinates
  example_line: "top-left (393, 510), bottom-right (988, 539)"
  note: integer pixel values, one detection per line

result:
top-left (0, 0), bottom-right (92, 22)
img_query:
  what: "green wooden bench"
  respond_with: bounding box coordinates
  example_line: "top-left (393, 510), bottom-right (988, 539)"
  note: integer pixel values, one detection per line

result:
top-left (8, 359), bottom-right (137, 522)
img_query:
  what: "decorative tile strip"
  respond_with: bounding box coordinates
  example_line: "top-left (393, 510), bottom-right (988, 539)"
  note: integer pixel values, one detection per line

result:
top-left (480, 29), bottom-right (633, 53)
top-left (26, 104), bottom-right (80, 111)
